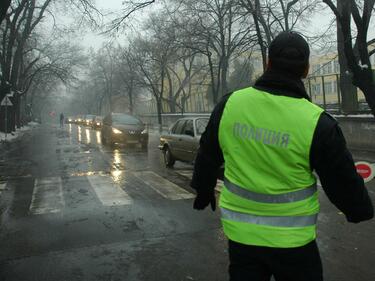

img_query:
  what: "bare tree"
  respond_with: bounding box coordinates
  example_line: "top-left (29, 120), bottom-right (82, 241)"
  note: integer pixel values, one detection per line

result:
top-left (0, 0), bottom-right (99, 131)
top-left (130, 31), bottom-right (175, 129)
top-left (105, 0), bottom-right (156, 32)
top-left (323, 0), bottom-right (375, 116)
top-left (239, 0), bottom-right (322, 71)
top-left (116, 47), bottom-right (144, 115)
top-left (171, 0), bottom-right (256, 106)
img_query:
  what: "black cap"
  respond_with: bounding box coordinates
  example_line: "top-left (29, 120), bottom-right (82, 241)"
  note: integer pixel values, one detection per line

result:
top-left (268, 31), bottom-right (310, 77)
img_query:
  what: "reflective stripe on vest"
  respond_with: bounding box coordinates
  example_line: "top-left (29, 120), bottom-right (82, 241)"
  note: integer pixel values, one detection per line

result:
top-left (224, 177), bottom-right (317, 204)
top-left (221, 207), bottom-right (318, 227)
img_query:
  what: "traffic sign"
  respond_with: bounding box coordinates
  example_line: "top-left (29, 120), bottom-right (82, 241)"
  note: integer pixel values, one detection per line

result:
top-left (1, 96), bottom-right (13, 106)
top-left (355, 161), bottom-right (374, 183)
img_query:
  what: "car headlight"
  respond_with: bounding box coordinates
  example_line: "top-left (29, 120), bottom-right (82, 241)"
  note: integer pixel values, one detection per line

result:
top-left (112, 128), bottom-right (122, 134)
top-left (78, 118), bottom-right (81, 122)
top-left (68, 119), bottom-right (72, 122)
top-left (96, 122), bottom-right (100, 126)
top-left (141, 129), bottom-right (147, 134)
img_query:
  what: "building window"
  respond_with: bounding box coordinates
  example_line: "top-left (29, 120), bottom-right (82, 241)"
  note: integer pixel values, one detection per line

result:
top-left (312, 83), bottom-right (321, 95)
top-left (334, 60), bottom-right (340, 73)
top-left (323, 62), bottom-right (332, 74)
top-left (333, 81), bottom-right (337, 94)
top-left (313, 64), bottom-right (321, 75)
top-left (324, 81), bottom-right (332, 94)
top-left (312, 64), bottom-right (318, 75)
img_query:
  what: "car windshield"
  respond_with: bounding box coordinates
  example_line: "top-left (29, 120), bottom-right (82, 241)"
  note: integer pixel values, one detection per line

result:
top-left (112, 114), bottom-right (142, 125)
top-left (86, 115), bottom-right (95, 119)
top-left (196, 118), bottom-right (209, 135)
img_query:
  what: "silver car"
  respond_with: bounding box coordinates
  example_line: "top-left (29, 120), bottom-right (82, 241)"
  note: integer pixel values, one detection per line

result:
top-left (159, 117), bottom-right (209, 167)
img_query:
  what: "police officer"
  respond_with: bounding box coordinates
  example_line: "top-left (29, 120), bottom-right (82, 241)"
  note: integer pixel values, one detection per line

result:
top-left (191, 31), bottom-right (374, 281)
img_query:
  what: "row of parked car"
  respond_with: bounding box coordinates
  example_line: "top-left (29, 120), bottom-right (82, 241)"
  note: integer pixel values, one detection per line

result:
top-left (67, 113), bottom-right (149, 149)
top-left (67, 113), bottom-right (211, 168)
top-left (66, 115), bottom-right (103, 129)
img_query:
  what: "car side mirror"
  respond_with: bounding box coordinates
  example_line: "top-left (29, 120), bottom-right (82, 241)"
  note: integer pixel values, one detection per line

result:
top-left (185, 129), bottom-right (194, 137)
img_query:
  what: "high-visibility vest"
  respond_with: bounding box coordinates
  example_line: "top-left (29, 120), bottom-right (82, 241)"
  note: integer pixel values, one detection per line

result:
top-left (218, 87), bottom-right (324, 248)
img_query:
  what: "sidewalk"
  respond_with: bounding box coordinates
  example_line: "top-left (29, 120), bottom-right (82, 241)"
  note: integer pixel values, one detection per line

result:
top-left (0, 122), bottom-right (39, 143)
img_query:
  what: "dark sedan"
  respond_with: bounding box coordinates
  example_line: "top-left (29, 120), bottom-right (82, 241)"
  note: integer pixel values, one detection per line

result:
top-left (101, 113), bottom-right (148, 149)
top-left (159, 117), bottom-right (209, 167)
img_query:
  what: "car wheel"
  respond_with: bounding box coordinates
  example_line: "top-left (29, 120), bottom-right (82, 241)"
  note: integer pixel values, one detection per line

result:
top-left (101, 133), bottom-right (106, 144)
top-left (163, 146), bottom-right (175, 168)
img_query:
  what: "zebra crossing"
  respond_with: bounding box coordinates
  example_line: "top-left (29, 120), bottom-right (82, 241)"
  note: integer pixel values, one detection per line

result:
top-left (175, 170), bottom-right (224, 192)
top-left (0, 169), bottom-right (226, 217)
top-left (29, 177), bottom-right (64, 215)
top-left (1, 170), bottom-right (204, 216)
top-left (133, 171), bottom-right (195, 200)
top-left (87, 174), bottom-right (133, 206)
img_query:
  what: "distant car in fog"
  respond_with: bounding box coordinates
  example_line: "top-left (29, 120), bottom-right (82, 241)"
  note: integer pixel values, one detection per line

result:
top-left (101, 113), bottom-right (148, 149)
top-left (66, 116), bottom-right (74, 124)
top-left (84, 115), bottom-right (96, 126)
top-left (75, 115), bottom-right (84, 124)
top-left (158, 117), bottom-right (209, 167)
top-left (92, 116), bottom-right (103, 129)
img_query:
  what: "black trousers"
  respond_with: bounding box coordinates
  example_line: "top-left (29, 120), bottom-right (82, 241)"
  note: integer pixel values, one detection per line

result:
top-left (228, 240), bottom-right (323, 281)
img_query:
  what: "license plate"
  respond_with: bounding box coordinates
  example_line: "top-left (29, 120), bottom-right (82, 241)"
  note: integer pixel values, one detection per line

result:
top-left (127, 140), bottom-right (139, 144)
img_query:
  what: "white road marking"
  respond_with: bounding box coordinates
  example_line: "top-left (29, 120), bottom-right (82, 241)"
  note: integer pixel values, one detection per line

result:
top-left (29, 177), bottom-right (65, 215)
top-left (176, 170), bottom-right (223, 193)
top-left (133, 171), bottom-right (194, 200)
top-left (87, 175), bottom-right (132, 206)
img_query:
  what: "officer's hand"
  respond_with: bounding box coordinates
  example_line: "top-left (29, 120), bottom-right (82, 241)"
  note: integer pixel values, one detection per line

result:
top-left (193, 190), bottom-right (216, 211)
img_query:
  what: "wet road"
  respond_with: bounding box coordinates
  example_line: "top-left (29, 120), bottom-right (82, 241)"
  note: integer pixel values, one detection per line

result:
top-left (0, 124), bottom-right (374, 281)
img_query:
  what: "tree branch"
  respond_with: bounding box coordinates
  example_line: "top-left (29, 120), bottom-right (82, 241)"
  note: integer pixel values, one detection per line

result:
top-left (105, 0), bottom-right (155, 33)
top-left (322, 0), bottom-right (342, 22)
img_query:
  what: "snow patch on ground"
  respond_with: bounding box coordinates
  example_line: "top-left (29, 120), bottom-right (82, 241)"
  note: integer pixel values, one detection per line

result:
top-left (0, 122), bottom-right (39, 143)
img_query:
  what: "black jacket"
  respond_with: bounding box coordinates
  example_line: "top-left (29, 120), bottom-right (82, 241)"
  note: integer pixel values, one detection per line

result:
top-left (191, 69), bottom-right (373, 223)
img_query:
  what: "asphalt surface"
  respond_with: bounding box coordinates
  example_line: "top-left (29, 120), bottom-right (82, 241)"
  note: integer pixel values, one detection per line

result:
top-left (0, 123), bottom-right (374, 281)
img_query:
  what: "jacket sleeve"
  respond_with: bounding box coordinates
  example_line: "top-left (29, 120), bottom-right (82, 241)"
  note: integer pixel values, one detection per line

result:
top-left (311, 113), bottom-right (374, 223)
top-left (190, 95), bottom-right (230, 193)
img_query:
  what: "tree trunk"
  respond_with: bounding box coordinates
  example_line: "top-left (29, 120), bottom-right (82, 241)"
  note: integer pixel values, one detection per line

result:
top-left (220, 57), bottom-right (228, 98)
top-left (207, 49), bottom-right (218, 105)
top-left (0, 0), bottom-right (11, 25)
top-left (166, 70), bottom-right (176, 113)
top-left (156, 98), bottom-right (163, 132)
top-left (15, 94), bottom-right (21, 128)
top-left (128, 80), bottom-right (134, 115)
top-left (337, 1), bottom-right (358, 113)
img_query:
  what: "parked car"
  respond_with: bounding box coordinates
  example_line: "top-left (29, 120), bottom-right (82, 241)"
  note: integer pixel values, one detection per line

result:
top-left (92, 116), bottom-right (103, 129)
top-left (66, 116), bottom-right (74, 123)
top-left (84, 115), bottom-right (96, 126)
top-left (75, 115), bottom-right (84, 124)
top-left (158, 117), bottom-right (209, 167)
top-left (101, 113), bottom-right (148, 149)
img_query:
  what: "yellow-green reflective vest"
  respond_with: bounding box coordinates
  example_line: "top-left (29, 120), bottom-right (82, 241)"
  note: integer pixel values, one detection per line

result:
top-left (218, 87), bottom-right (324, 248)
